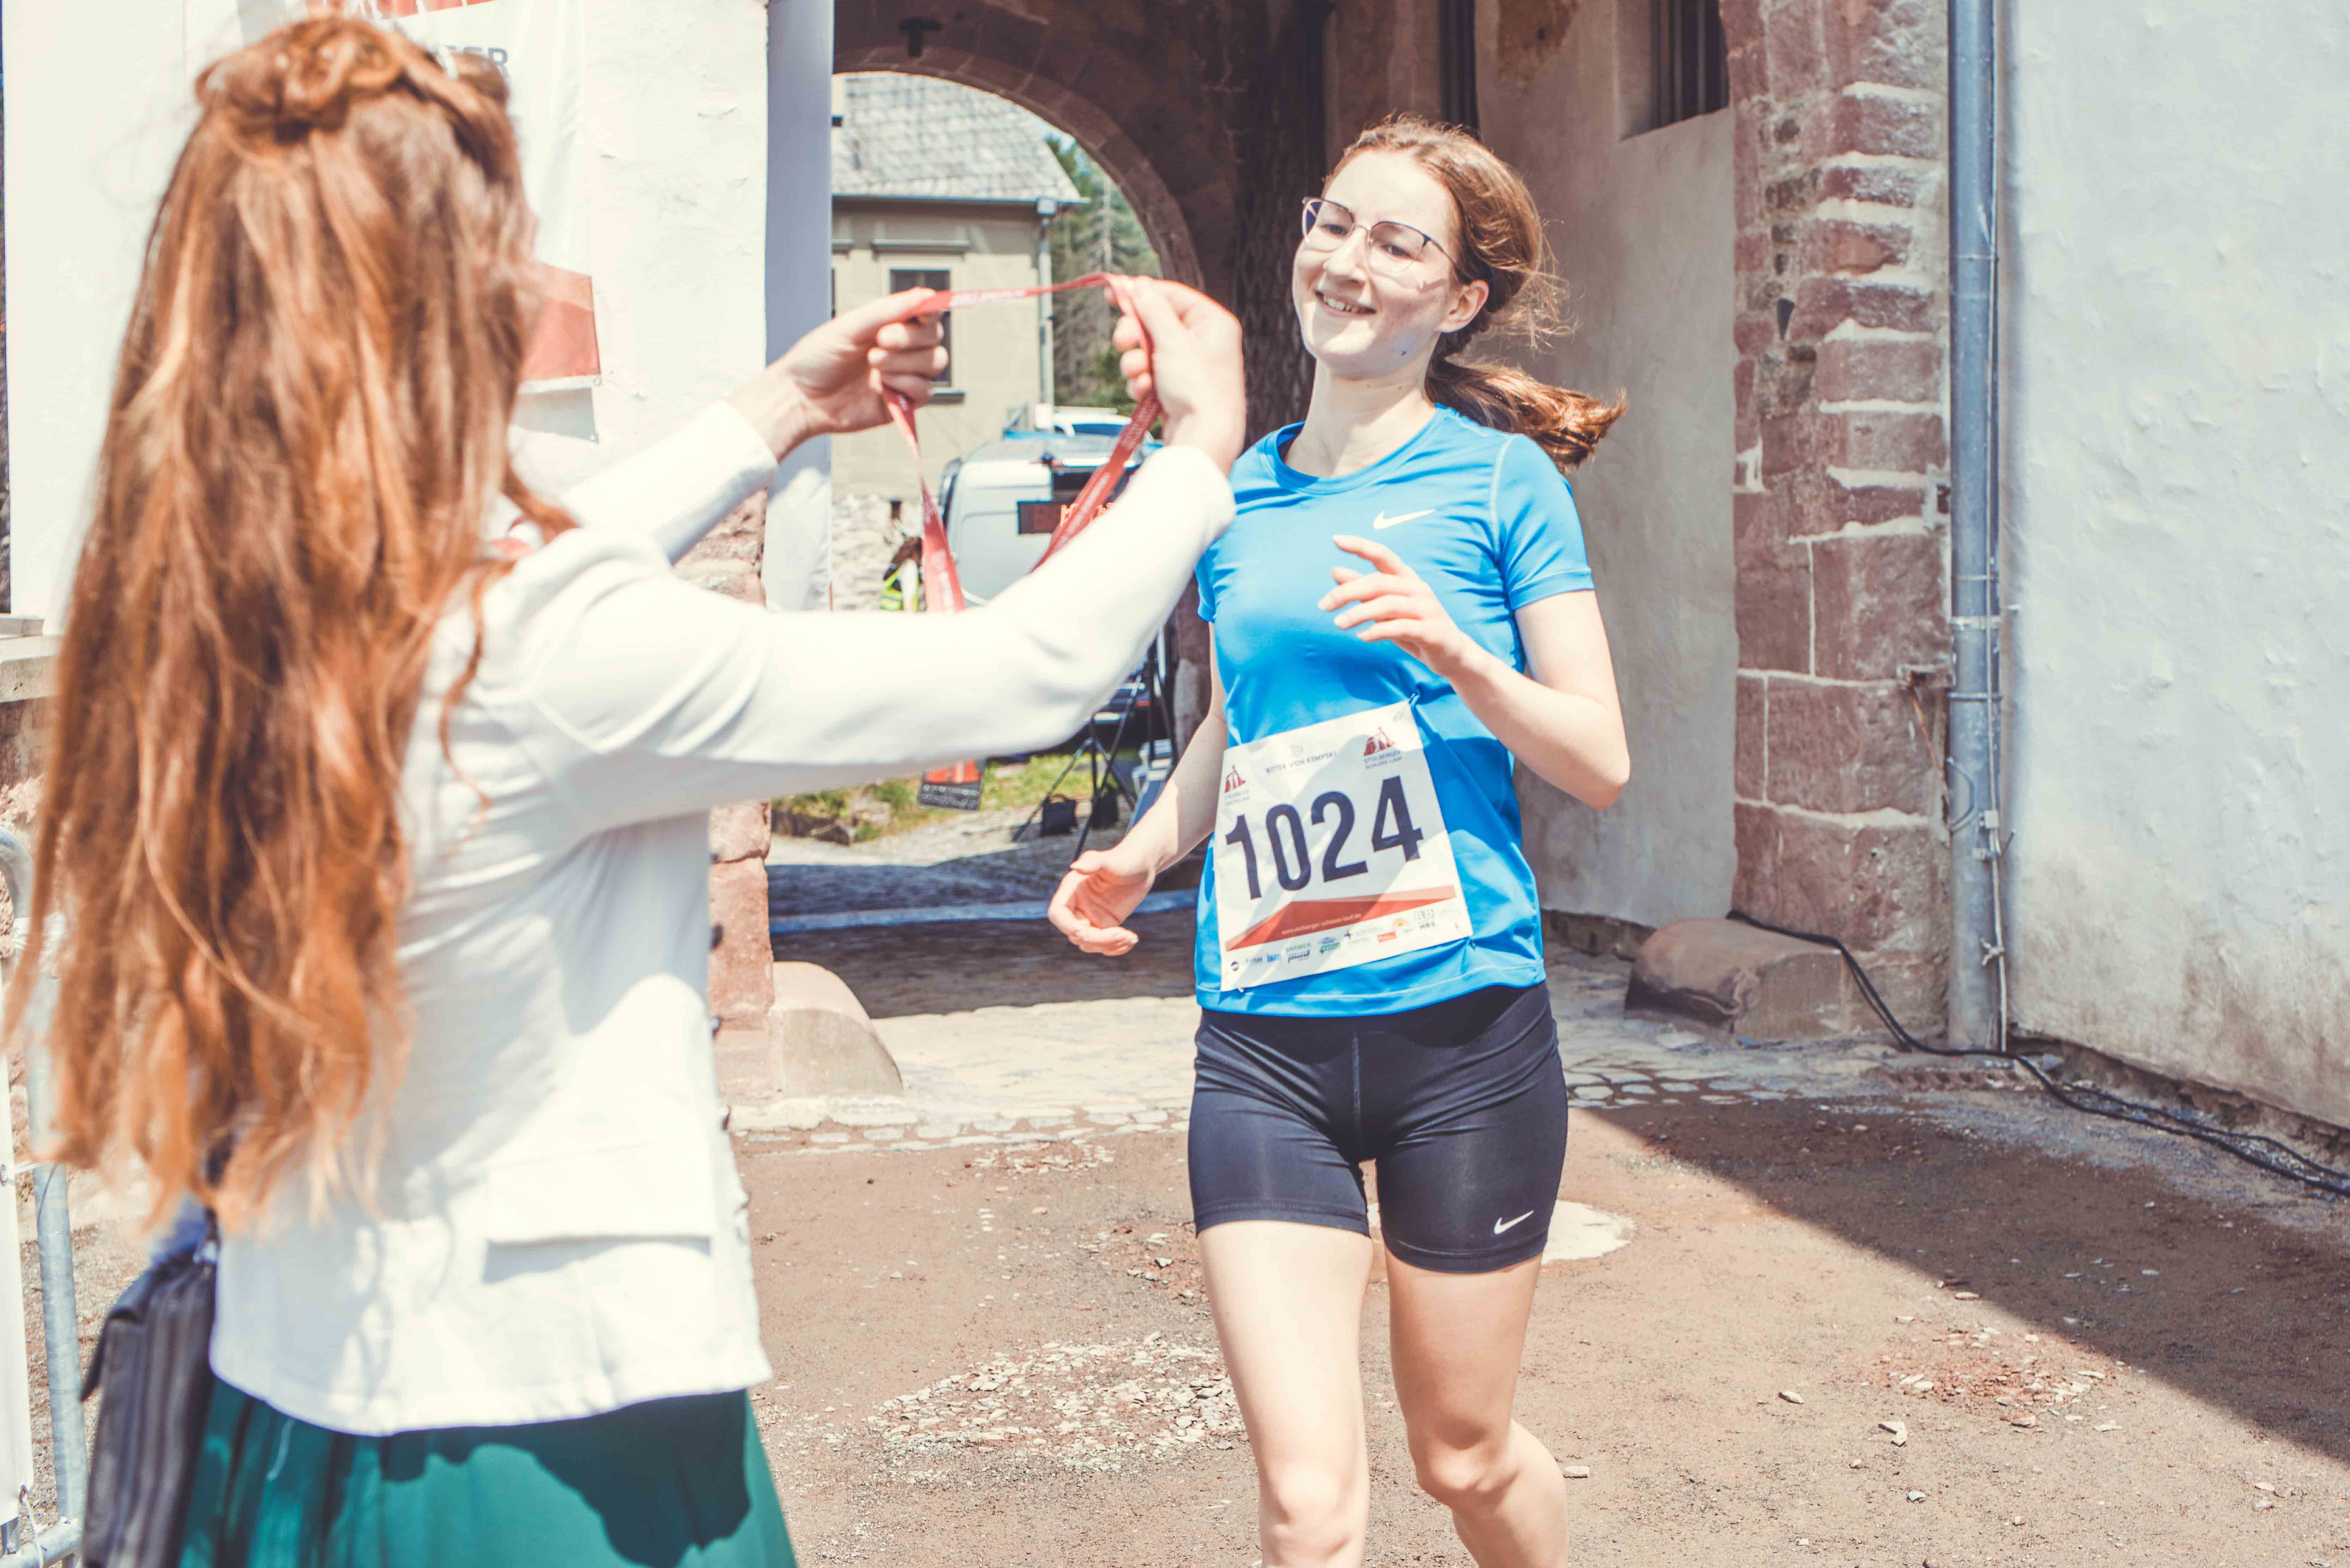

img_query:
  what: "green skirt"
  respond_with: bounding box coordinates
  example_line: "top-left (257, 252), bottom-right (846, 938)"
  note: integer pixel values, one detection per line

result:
top-left (176, 1379), bottom-right (797, 1568)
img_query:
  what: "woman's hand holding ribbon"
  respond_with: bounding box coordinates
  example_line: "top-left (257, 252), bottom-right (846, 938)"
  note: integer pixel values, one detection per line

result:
top-left (1111, 278), bottom-right (1245, 474)
top-left (727, 287), bottom-right (948, 459)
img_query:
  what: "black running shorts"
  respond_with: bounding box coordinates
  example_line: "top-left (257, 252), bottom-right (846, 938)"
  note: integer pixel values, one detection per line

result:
top-left (1187, 982), bottom-right (1569, 1274)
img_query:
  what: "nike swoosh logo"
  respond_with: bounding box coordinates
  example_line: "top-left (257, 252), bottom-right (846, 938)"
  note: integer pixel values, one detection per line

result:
top-left (1493, 1209), bottom-right (1538, 1235)
top-left (1372, 509), bottom-right (1433, 529)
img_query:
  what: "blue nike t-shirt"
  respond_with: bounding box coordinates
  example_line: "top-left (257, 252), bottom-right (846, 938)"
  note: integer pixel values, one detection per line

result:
top-left (1192, 406), bottom-right (1594, 1017)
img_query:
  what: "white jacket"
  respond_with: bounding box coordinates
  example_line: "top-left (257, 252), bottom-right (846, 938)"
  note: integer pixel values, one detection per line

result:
top-left (209, 405), bottom-right (1233, 1433)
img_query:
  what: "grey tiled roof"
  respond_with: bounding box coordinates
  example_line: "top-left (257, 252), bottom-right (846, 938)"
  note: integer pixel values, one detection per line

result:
top-left (832, 73), bottom-right (1082, 204)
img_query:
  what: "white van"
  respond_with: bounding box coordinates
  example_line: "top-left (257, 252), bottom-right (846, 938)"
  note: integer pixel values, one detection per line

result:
top-left (1006, 402), bottom-right (1136, 440)
top-left (937, 432), bottom-right (1153, 604)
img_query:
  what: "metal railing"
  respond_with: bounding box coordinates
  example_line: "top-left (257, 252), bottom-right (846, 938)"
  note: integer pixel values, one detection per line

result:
top-left (0, 828), bottom-right (86, 1566)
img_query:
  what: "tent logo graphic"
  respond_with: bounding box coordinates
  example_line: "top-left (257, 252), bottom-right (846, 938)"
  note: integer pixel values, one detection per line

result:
top-left (1223, 766), bottom-right (1246, 794)
top-left (1364, 729), bottom-right (1398, 757)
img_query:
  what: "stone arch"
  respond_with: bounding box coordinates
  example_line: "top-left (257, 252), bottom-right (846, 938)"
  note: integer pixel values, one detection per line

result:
top-left (832, 43), bottom-right (1209, 294)
top-left (837, 2), bottom-right (1331, 433)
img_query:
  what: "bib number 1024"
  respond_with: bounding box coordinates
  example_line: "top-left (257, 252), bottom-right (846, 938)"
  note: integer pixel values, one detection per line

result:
top-left (1221, 776), bottom-right (1425, 900)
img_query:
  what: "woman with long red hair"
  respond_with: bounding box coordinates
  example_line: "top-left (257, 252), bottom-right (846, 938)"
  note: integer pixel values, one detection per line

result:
top-left (16, 13), bottom-right (1241, 1563)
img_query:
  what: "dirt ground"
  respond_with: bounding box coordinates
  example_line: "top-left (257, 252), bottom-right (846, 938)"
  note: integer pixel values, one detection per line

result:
top-left (746, 914), bottom-right (2350, 1568)
top-left (17, 863), bottom-right (2349, 1566)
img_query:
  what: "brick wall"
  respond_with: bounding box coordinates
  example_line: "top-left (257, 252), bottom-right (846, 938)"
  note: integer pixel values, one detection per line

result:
top-left (1725, 0), bottom-right (1952, 1030)
top-left (678, 492), bottom-right (776, 1029)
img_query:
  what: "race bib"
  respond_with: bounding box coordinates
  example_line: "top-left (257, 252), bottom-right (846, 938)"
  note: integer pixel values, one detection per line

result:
top-left (1212, 700), bottom-right (1473, 991)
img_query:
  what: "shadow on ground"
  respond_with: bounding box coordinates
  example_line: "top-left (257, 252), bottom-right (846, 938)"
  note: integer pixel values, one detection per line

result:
top-left (1602, 1091), bottom-right (2350, 1468)
top-left (775, 908), bottom-right (1197, 1019)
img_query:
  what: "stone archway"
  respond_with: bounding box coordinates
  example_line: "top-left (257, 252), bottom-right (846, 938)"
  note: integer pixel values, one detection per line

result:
top-left (837, 1), bottom-right (1332, 435)
top-left (833, 43), bottom-right (1208, 296)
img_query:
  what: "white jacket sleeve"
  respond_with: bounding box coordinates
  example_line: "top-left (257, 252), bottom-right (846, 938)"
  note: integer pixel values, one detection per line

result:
top-left (511, 433), bottom-right (1233, 833)
top-left (557, 404), bottom-right (780, 565)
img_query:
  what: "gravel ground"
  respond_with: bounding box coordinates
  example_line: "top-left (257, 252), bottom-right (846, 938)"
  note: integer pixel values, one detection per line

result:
top-left (742, 1091), bottom-right (2350, 1568)
top-left (766, 806), bottom-right (1134, 920)
top-left (16, 862), bottom-right (2348, 1565)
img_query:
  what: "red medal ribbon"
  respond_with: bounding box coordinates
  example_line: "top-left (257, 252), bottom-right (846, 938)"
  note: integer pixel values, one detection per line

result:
top-left (879, 272), bottom-right (1161, 615)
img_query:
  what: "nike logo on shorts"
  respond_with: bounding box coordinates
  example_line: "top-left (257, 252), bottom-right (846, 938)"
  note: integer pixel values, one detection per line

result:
top-left (1493, 1209), bottom-right (1538, 1235)
top-left (1372, 509), bottom-right (1433, 529)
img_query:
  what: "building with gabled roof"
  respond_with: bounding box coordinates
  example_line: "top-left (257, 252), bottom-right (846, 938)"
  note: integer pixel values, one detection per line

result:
top-left (828, 71), bottom-right (1082, 545)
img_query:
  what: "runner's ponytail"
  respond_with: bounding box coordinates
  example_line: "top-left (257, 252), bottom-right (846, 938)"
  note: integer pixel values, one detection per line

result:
top-left (1425, 355), bottom-right (1623, 472)
top-left (1339, 116), bottom-right (1626, 471)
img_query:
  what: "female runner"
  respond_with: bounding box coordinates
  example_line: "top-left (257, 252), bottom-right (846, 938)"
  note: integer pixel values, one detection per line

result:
top-left (19, 16), bottom-right (1240, 1564)
top-left (1050, 115), bottom-right (1629, 1567)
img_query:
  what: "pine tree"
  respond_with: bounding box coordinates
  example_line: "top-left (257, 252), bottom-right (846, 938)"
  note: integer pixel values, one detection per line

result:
top-left (1046, 137), bottom-right (1160, 414)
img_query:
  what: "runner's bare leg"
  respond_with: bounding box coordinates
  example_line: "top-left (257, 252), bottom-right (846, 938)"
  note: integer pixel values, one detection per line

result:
top-left (1200, 1221), bottom-right (1377, 1568)
top-left (1387, 1252), bottom-right (1569, 1567)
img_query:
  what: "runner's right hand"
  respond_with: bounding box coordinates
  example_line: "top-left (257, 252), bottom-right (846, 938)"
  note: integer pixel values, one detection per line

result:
top-left (1110, 278), bottom-right (1245, 473)
top-left (1048, 848), bottom-right (1156, 956)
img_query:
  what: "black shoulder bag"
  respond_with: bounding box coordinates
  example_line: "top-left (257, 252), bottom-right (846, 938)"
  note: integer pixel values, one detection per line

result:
top-left (78, 1211), bottom-right (219, 1567)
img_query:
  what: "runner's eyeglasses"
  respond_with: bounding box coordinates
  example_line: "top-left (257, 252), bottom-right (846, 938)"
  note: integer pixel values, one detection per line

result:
top-left (1298, 198), bottom-right (1451, 277)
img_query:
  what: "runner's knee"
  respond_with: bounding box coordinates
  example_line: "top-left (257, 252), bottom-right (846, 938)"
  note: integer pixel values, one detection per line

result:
top-left (1409, 1434), bottom-right (1516, 1514)
top-left (1259, 1463), bottom-right (1363, 1563)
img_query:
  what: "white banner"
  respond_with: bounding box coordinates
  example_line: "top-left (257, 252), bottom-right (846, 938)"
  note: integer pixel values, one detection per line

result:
top-left (184, 0), bottom-right (600, 388)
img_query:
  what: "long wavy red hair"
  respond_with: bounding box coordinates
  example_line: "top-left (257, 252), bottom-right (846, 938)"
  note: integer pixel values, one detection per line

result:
top-left (10, 12), bottom-right (572, 1227)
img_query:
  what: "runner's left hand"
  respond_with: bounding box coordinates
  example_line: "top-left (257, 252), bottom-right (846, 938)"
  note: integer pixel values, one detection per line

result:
top-left (1322, 535), bottom-right (1481, 680)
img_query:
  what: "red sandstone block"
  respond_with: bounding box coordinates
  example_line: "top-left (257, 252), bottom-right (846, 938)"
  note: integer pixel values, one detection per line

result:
top-left (1734, 803), bottom-right (1944, 953)
top-left (1811, 531), bottom-right (1949, 679)
top-left (1734, 356), bottom-right (1758, 436)
top-left (1818, 337), bottom-right (1944, 404)
top-left (708, 857), bottom-right (775, 1027)
top-left (1843, 952), bottom-right (1948, 1038)
top-left (1743, 268), bottom-right (1793, 319)
top-left (1735, 488), bottom-right (1807, 562)
top-left (1721, 0), bottom-right (1765, 51)
top-left (1819, 90), bottom-right (1943, 160)
top-left (1788, 275), bottom-right (1939, 341)
top-left (1759, 410), bottom-right (1826, 479)
top-left (1764, 0), bottom-right (1830, 97)
top-left (1765, 167), bottom-right (1823, 217)
top-left (1735, 98), bottom-right (1765, 176)
top-left (1823, 471), bottom-right (1931, 527)
top-left (1731, 801), bottom-right (1778, 917)
top-left (1820, 161), bottom-right (1931, 207)
top-left (1801, 217), bottom-right (1914, 276)
top-left (1757, 345), bottom-right (1820, 420)
top-left (1736, 558), bottom-right (1812, 674)
top-left (1833, 409), bottom-right (1948, 473)
top-left (1733, 490), bottom-right (1778, 561)
top-left (1735, 674), bottom-right (1768, 799)
top-left (1735, 310), bottom-right (1779, 357)
top-left (1825, 0), bottom-right (1946, 93)
top-left (1762, 678), bottom-right (1937, 816)
top-left (1728, 39), bottom-right (1769, 104)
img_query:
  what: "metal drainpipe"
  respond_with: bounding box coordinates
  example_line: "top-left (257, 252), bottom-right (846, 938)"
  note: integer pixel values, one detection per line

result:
top-left (1946, 0), bottom-right (2008, 1050)
top-left (0, 830), bottom-right (87, 1549)
top-left (1035, 197), bottom-right (1059, 419)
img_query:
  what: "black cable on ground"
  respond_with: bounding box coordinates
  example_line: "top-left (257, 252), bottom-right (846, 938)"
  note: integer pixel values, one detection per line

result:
top-left (1726, 910), bottom-right (2350, 1201)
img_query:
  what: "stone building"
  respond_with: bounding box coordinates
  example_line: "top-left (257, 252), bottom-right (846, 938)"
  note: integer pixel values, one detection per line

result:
top-left (825, 72), bottom-right (1081, 610)
top-left (5, 0), bottom-right (2346, 1141)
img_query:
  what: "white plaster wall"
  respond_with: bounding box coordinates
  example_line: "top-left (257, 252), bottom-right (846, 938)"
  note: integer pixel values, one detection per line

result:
top-left (1480, 1), bottom-right (1738, 930)
top-left (2001, 3), bottom-right (2350, 1128)
top-left (5, 0), bottom-right (775, 622)
top-left (3, 4), bottom-right (198, 624)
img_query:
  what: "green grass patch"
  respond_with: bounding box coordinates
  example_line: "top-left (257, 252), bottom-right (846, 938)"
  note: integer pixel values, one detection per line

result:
top-left (775, 751), bottom-right (1140, 844)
